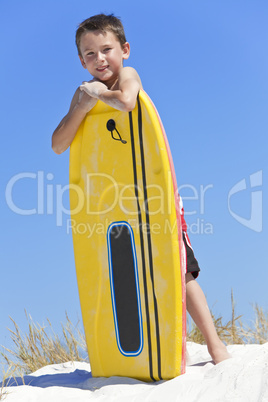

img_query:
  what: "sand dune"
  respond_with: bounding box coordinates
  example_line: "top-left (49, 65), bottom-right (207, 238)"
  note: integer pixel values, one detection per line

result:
top-left (3, 342), bottom-right (268, 401)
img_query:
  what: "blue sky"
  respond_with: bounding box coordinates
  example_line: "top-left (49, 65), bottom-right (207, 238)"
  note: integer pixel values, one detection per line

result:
top-left (1, 0), bottom-right (267, 353)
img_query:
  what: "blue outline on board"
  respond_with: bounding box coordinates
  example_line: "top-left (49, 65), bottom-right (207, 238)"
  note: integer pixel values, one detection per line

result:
top-left (107, 221), bottom-right (143, 357)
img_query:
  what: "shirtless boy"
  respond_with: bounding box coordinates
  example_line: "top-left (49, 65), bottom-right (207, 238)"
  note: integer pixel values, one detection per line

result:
top-left (52, 13), bottom-right (230, 364)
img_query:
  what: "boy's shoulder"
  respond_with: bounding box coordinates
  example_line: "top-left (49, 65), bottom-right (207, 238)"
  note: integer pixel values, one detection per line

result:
top-left (118, 66), bottom-right (142, 87)
top-left (119, 66), bottom-right (139, 76)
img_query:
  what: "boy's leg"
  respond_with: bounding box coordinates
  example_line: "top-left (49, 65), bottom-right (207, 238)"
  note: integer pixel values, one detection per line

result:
top-left (186, 273), bottom-right (231, 364)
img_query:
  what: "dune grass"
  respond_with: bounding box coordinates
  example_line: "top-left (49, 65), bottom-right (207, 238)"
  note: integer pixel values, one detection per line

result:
top-left (0, 365), bottom-right (20, 401)
top-left (187, 290), bottom-right (268, 345)
top-left (1, 311), bottom-right (87, 379)
top-left (1, 292), bottom-right (268, 397)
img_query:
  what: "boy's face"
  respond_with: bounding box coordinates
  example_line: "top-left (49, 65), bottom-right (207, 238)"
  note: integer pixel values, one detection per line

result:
top-left (79, 30), bottom-right (130, 87)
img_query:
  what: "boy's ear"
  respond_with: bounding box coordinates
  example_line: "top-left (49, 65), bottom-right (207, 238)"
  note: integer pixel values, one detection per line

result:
top-left (122, 42), bottom-right (130, 60)
top-left (79, 55), bottom-right (87, 69)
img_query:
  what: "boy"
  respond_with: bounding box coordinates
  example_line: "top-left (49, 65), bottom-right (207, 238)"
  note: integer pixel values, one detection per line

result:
top-left (52, 14), bottom-right (230, 364)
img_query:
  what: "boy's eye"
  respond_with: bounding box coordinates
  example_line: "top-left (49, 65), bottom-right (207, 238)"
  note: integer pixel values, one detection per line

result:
top-left (86, 51), bottom-right (94, 56)
top-left (104, 47), bottom-right (112, 53)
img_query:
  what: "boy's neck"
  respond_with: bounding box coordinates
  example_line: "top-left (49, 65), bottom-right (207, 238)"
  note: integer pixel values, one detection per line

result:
top-left (108, 77), bottom-right (119, 90)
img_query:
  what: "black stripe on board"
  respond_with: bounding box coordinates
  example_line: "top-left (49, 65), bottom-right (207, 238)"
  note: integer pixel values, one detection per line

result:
top-left (128, 111), bottom-right (155, 381)
top-left (137, 94), bottom-right (162, 381)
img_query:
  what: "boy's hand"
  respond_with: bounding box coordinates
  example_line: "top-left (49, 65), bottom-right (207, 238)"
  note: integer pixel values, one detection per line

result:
top-left (77, 89), bottom-right (98, 112)
top-left (80, 80), bottom-right (108, 99)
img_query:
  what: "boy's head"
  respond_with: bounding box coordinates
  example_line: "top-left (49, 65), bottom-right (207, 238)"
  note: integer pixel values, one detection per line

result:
top-left (76, 14), bottom-right (127, 57)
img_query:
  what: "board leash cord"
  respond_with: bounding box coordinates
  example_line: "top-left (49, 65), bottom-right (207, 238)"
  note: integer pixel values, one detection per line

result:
top-left (106, 119), bottom-right (127, 144)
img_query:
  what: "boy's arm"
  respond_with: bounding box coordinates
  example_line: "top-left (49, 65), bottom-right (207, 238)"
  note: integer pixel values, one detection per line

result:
top-left (80, 67), bottom-right (142, 112)
top-left (51, 89), bottom-right (97, 154)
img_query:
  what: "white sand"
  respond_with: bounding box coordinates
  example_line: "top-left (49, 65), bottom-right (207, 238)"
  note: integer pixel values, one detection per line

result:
top-left (2, 342), bottom-right (268, 401)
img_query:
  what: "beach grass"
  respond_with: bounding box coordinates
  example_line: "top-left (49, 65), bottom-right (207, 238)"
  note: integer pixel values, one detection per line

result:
top-left (187, 290), bottom-right (268, 345)
top-left (1, 293), bottom-right (268, 393)
top-left (0, 311), bottom-right (87, 379)
top-left (0, 365), bottom-right (20, 401)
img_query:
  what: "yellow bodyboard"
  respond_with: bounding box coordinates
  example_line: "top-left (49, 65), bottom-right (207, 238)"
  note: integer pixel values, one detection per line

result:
top-left (69, 90), bottom-right (186, 381)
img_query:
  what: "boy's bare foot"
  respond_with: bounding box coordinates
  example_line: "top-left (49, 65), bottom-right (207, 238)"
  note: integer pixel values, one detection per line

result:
top-left (208, 341), bottom-right (231, 364)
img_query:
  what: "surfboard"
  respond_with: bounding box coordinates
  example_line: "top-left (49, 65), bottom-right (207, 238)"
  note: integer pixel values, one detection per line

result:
top-left (69, 89), bottom-right (186, 381)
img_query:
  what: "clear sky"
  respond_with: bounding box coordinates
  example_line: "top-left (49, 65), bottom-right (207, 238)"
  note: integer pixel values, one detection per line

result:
top-left (1, 0), bottom-right (267, 352)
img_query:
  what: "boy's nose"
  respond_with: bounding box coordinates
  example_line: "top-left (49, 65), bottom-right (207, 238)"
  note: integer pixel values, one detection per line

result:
top-left (96, 52), bottom-right (104, 63)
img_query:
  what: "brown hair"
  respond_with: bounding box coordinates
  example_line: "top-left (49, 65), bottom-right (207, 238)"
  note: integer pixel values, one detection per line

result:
top-left (76, 14), bottom-right (127, 56)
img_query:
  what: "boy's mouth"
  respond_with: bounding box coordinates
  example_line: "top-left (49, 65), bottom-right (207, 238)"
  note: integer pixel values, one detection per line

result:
top-left (96, 65), bottom-right (109, 72)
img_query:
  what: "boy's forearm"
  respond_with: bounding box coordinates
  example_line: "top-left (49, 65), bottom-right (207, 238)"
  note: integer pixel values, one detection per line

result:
top-left (52, 105), bottom-right (88, 154)
top-left (52, 89), bottom-right (97, 155)
top-left (80, 79), bottom-right (139, 112)
top-left (98, 89), bottom-right (136, 112)
top-left (79, 68), bottom-right (141, 112)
